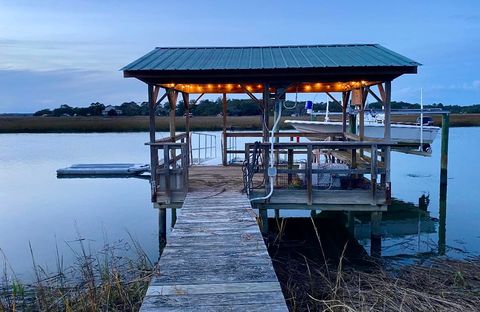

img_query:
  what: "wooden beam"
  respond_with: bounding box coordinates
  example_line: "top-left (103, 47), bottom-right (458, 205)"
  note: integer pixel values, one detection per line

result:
top-left (367, 87), bottom-right (384, 105)
top-left (182, 92), bottom-right (191, 165)
top-left (377, 83), bottom-right (386, 105)
top-left (240, 84), bottom-right (262, 106)
top-left (384, 81), bottom-right (392, 185)
top-left (153, 85), bottom-right (160, 104)
top-left (262, 83), bottom-right (270, 142)
top-left (148, 84), bottom-right (159, 202)
top-left (222, 93), bottom-right (228, 166)
top-left (325, 92), bottom-right (341, 106)
top-left (342, 91), bottom-right (350, 134)
top-left (167, 89), bottom-right (179, 160)
top-left (192, 93), bottom-right (205, 105)
top-left (155, 92), bottom-right (168, 108)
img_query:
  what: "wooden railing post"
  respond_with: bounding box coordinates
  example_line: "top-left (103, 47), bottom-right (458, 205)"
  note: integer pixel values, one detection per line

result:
top-left (306, 144), bottom-right (313, 205)
top-left (264, 144), bottom-right (270, 196)
top-left (370, 144), bottom-right (377, 203)
top-left (163, 146), bottom-right (171, 203)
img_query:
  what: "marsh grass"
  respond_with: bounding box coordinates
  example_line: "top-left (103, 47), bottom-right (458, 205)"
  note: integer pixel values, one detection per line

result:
top-left (268, 216), bottom-right (480, 311)
top-left (1, 114), bottom-right (479, 133)
top-left (0, 234), bottom-right (154, 312)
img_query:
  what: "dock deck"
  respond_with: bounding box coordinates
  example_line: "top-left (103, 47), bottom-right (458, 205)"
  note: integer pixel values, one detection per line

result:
top-left (140, 191), bottom-right (288, 311)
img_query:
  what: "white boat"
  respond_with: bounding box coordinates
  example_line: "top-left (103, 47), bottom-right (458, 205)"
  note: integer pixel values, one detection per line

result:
top-left (285, 113), bottom-right (440, 145)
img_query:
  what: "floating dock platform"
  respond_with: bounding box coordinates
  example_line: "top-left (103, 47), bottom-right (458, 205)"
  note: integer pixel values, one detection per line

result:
top-left (56, 163), bottom-right (149, 176)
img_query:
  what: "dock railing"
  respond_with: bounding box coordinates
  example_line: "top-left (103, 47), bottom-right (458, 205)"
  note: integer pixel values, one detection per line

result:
top-left (223, 131), bottom-right (339, 165)
top-left (191, 132), bottom-right (217, 165)
top-left (147, 133), bottom-right (189, 204)
top-left (243, 141), bottom-right (393, 208)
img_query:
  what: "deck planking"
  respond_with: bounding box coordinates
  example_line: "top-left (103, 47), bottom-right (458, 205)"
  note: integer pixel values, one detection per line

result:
top-left (141, 191), bottom-right (288, 311)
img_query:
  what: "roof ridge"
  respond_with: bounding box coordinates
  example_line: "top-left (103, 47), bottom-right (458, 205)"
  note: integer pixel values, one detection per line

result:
top-left (154, 44), bottom-right (378, 49)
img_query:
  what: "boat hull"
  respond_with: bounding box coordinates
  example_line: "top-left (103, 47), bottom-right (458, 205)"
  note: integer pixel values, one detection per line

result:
top-left (285, 120), bottom-right (439, 144)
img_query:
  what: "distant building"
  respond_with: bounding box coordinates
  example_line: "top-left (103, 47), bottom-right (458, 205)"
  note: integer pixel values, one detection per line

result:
top-left (102, 106), bottom-right (123, 116)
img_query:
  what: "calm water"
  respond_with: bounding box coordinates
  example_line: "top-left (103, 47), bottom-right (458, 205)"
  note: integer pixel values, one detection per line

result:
top-left (1, 128), bottom-right (479, 278)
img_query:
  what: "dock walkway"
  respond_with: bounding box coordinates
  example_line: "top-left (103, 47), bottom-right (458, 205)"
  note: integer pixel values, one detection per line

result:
top-left (140, 191), bottom-right (288, 311)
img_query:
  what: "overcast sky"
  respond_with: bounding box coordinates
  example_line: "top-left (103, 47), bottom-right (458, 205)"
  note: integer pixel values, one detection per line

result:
top-left (0, 0), bottom-right (478, 113)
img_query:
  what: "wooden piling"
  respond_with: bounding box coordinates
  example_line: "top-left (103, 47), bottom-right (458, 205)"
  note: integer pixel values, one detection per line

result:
top-left (438, 113), bottom-right (449, 255)
top-left (222, 93), bottom-right (228, 166)
top-left (370, 211), bottom-right (382, 257)
top-left (158, 208), bottom-right (167, 253)
top-left (148, 84), bottom-right (159, 202)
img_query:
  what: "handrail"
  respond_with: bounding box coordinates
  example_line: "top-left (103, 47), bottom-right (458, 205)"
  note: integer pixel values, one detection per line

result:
top-left (243, 141), bottom-right (386, 206)
top-left (245, 141), bottom-right (401, 149)
top-left (226, 131), bottom-right (330, 138)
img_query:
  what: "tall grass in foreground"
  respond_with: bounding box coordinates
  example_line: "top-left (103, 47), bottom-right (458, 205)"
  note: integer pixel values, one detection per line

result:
top-left (269, 217), bottom-right (480, 312)
top-left (0, 235), bottom-right (154, 312)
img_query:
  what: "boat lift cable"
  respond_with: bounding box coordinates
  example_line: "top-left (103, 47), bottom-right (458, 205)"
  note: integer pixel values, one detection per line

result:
top-left (250, 99), bottom-right (282, 202)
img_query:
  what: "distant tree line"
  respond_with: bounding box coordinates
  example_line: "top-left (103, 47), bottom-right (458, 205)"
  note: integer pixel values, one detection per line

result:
top-left (34, 98), bottom-right (480, 117)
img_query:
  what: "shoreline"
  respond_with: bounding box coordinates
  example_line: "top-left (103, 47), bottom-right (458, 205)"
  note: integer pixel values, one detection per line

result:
top-left (1, 114), bottom-right (480, 133)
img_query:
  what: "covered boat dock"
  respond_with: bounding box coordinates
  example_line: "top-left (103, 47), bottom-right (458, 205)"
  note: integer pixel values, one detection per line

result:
top-left (122, 44), bottom-right (450, 310)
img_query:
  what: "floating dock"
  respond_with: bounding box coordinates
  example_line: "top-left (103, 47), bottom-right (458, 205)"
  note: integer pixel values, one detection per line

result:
top-left (140, 191), bottom-right (287, 311)
top-left (56, 163), bottom-right (149, 176)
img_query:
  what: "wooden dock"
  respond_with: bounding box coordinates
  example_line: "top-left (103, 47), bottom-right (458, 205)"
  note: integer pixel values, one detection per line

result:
top-left (140, 191), bottom-right (288, 311)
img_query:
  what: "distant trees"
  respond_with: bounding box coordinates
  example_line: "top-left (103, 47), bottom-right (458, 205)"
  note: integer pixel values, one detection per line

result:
top-left (33, 99), bottom-right (480, 117)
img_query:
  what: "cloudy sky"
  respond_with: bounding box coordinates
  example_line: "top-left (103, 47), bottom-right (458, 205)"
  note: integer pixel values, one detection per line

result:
top-left (0, 0), bottom-right (478, 113)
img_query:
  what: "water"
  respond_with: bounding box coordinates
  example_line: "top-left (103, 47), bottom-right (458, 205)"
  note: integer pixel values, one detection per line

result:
top-left (1, 128), bottom-right (479, 278)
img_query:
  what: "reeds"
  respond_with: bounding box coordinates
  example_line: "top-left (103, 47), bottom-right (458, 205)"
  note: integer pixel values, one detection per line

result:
top-left (0, 234), bottom-right (154, 312)
top-left (269, 217), bottom-right (480, 312)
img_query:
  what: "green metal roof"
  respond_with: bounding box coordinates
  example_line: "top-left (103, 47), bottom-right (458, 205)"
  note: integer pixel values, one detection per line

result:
top-left (122, 44), bottom-right (420, 71)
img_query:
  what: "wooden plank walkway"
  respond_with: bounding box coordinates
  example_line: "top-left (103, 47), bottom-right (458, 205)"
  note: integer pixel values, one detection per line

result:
top-left (141, 191), bottom-right (288, 311)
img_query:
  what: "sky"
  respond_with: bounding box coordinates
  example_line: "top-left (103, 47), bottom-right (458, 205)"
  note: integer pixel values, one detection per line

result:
top-left (0, 0), bottom-right (479, 113)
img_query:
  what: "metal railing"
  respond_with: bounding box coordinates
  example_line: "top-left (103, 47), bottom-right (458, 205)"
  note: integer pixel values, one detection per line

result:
top-left (191, 132), bottom-right (217, 165)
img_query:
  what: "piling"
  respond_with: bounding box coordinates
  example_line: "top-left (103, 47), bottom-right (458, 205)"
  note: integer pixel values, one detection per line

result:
top-left (158, 208), bottom-right (167, 253)
top-left (370, 211), bottom-right (382, 257)
top-left (438, 113), bottom-right (449, 255)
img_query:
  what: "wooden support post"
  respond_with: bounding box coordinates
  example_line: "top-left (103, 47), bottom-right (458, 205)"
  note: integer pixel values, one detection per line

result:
top-left (259, 206), bottom-right (268, 235)
top-left (370, 144), bottom-right (378, 202)
top-left (222, 93), bottom-right (228, 166)
top-left (262, 84), bottom-right (270, 142)
top-left (347, 212), bottom-right (355, 236)
top-left (167, 89), bottom-right (178, 161)
top-left (370, 211), bottom-right (382, 257)
top-left (438, 113), bottom-right (449, 255)
top-left (158, 208), bottom-right (167, 254)
top-left (171, 208), bottom-right (177, 228)
top-left (274, 209), bottom-right (280, 219)
top-left (359, 88), bottom-right (368, 157)
top-left (182, 92), bottom-right (191, 165)
top-left (164, 147), bottom-right (171, 201)
top-left (306, 144), bottom-right (313, 205)
top-left (264, 144), bottom-right (270, 196)
top-left (349, 113), bottom-right (356, 134)
top-left (341, 91), bottom-right (350, 135)
top-left (384, 81), bottom-right (392, 187)
top-left (148, 84), bottom-right (159, 202)
top-left (287, 147), bottom-right (294, 184)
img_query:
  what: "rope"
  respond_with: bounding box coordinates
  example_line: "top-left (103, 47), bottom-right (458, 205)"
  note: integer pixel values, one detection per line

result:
top-left (283, 85), bottom-right (298, 110)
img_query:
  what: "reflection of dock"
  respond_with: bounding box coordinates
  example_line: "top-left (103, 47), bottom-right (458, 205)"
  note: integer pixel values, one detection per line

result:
top-left (354, 218), bottom-right (436, 240)
top-left (140, 191), bottom-right (287, 311)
